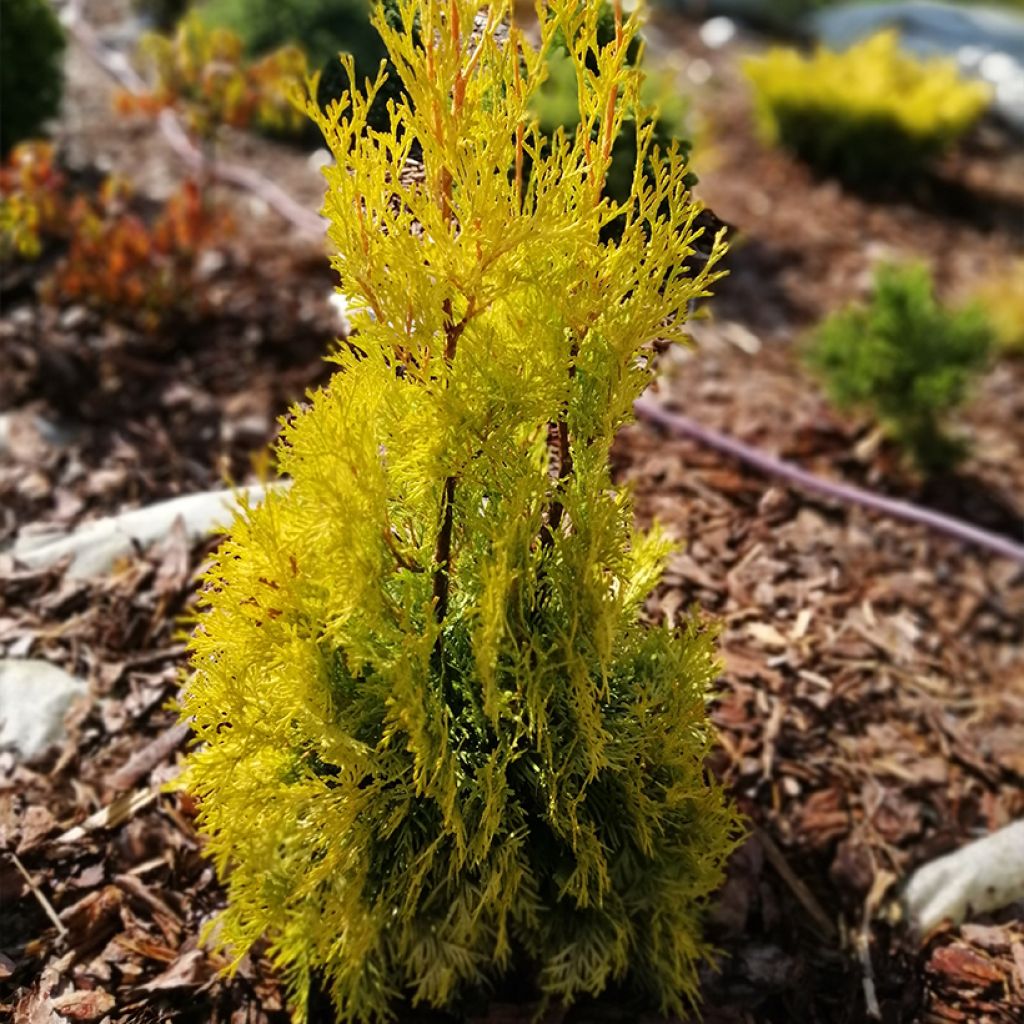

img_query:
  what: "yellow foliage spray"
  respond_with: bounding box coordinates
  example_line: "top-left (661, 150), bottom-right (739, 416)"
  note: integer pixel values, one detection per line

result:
top-left (181, 2), bottom-right (743, 1020)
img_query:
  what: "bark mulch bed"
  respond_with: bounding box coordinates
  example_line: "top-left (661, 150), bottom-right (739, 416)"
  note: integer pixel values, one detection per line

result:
top-left (3, 4), bottom-right (1023, 1023)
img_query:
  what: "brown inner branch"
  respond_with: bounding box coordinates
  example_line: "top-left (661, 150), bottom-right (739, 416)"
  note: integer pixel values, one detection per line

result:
top-left (540, 418), bottom-right (574, 550)
top-left (431, 298), bottom-right (462, 628)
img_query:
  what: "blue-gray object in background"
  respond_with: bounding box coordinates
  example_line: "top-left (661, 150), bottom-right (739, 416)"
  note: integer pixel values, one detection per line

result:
top-left (810, 2), bottom-right (1024, 133)
top-left (664, 1), bottom-right (1024, 132)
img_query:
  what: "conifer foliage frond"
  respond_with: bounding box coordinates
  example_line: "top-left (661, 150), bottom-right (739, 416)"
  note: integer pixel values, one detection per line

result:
top-left (182, 2), bottom-right (742, 1020)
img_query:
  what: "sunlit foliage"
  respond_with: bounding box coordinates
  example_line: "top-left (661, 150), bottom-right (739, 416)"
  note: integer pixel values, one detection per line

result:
top-left (181, 2), bottom-right (742, 1020)
top-left (0, 141), bottom-right (65, 260)
top-left (1, 146), bottom-right (228, 327)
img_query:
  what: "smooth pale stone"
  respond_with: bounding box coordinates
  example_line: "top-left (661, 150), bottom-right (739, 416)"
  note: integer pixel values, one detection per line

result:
top-left (903, 821), bottom-right (1024, 933)
top-left (10, 483), bottom-right (286, 579)
top-left (0, 659), bottom-right (89, 761)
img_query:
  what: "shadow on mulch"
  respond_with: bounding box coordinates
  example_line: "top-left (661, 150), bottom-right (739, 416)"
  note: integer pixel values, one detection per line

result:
top-left (914, 470), bottom-right (1024, 544)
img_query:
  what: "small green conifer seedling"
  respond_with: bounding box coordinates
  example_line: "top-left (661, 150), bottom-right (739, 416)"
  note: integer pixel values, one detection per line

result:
top-left (182, 2), bottom-right (742, 1020)
top-left (805, 262), bottom-right (993, 473)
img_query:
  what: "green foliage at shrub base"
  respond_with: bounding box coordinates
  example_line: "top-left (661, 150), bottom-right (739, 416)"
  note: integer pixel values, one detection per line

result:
top-left (0, 0), bottom-right (66, 155)
top-left (805, 262), bottom-right (993, 473)
top-left (186, 444), bottom-right (741, 1017)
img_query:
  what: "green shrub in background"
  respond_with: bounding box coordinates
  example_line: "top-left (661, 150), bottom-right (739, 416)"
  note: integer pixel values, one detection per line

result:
top-left (743, 30), bottom-right (990, 185)
top-left (199, 0), bottom-right (404, 135)
top-left (181, 1), bottom-right (742, 1020)
top-left (805, 263), bottom-right (993, 473)
top-left (0, 0), bottom-right (67, 154)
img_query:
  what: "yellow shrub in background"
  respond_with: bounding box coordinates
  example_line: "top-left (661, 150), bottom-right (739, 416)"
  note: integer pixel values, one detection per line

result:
top-left (744, 30), bottom-right (991, 185)
top-left (973, 261), bottom-right (1024, 356)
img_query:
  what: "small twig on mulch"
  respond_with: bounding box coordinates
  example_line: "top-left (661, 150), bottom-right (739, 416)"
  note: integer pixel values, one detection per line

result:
top-left (757, 827), bottom-right (837, 942)
top-left (9, 852), bottom-right (68, 939)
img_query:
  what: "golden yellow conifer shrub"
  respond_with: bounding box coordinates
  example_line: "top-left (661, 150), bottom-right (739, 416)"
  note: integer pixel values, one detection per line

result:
top-left (744, 30), bottom-right (990, 185)
top-left (181, 2), bottom-right (743, 1020)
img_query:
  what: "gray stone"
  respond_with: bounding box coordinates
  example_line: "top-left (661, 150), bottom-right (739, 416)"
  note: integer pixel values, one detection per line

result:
top-left (903, 820), bottom-right (1024, 932)
top-left (10, 483), bottom-right (286, 579)
top-left (0, 659), bottom-right (89, 761)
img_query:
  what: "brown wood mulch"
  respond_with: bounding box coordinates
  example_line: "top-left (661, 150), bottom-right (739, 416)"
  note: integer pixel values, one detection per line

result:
top-left (3, 4), bottom-right (1023, 1023)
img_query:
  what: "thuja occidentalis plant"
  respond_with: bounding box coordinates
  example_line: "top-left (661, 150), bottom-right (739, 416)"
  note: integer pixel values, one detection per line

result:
top-left (181, 2), bottom-right (743, 1020)
top-left (805, 261), bottom-right (992, 474)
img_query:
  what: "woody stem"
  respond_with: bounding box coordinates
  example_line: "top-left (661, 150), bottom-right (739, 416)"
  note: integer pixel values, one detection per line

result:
top-left (432, 298), bottom-right (461, 626)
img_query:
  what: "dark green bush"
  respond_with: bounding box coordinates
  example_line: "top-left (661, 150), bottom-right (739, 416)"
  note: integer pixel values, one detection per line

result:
top-left (131, 0), bottom-right (193, 31)
top-left (0, 0), bottom-right (66, 154)
top-left (805, 263), bottom-right (993, 473)
top-left (199, 0), bottom-right (381, 67)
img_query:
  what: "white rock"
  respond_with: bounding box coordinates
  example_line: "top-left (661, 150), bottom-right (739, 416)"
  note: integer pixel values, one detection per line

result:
top-left (328, 292), bottom-right (352, 335)
top-left (700, 16), bottom-right (737, 50)
top-left (903, 820), bottom-right (1024, 933)
top-left (308, 148), bottom-right (333, 172)
top-left (0, 659), bottom-right (89, 761)
top-left (10, 483), bottom-right (286, 578)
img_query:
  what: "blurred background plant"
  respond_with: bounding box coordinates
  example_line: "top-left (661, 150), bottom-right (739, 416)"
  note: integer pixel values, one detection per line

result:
top-left (971, 261), bottom-right (1024, 357)
top-left (0, 0), bottom-right (67, 155)
top-left (46, 178), bottom-right (230, 328)
top-left (1, 141), bottom-right (229, 329)
top-left (198, 0), bottom-right (381, 68)
top-left (804, 262), bottom-right (994, 474)
top-left (743, 29), bottom-right (991, 185)
top-left (195, 0), bottom-right (401, 132)
top-left (0, 142), bottom-right (66, 260)
top-left (118, 12), bottom-right (309, 146)
top-left (132, 0), bottom-right (193, 31)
